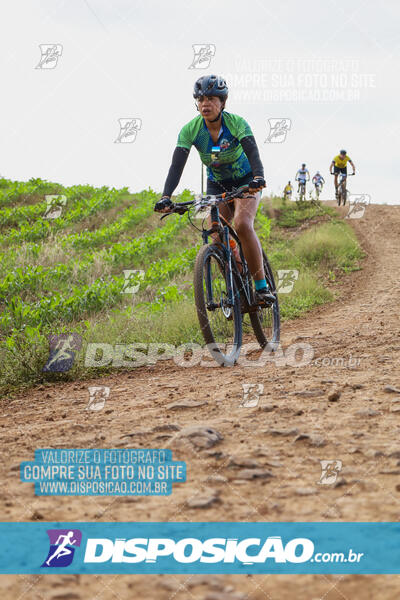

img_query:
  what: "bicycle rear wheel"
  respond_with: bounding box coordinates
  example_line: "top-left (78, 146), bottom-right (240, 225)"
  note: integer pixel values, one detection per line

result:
top-left (194, 244), bottom-right (242, 366)
top-left (249, 250), bottom-right (280, 350)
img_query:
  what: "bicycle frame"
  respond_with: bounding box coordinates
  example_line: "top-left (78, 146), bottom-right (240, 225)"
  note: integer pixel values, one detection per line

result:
top-left (201, 201), bottom-right (253, 311)
top-left (338, 173), bottom-right (347, 188)
top-left (159, 184), bottom-right (257, 311)
top-left (297, 180), bottom-right (306, 200)
top-left (330, 171), bottom-right (354, 205)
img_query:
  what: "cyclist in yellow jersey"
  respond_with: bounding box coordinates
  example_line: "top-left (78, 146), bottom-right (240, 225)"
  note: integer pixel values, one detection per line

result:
top-left (283, 181), bottom-right (292, 200)
top-left (330, 149), bottom-right (355, 197)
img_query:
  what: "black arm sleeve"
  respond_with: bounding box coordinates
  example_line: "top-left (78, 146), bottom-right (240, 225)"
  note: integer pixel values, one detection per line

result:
top-left (240, 135), bottom-right (264, 178)
top-left (162, 146), bottom-right (190, 197)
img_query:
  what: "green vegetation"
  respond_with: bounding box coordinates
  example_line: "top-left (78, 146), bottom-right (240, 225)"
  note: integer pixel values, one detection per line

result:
top-left (0, 180), bottom-right (364, 395)
top-left (265, 195), bottom-right (336, 228)
top-left (0, 184), bottom-right (130, 244)
top-left (292, 221), bottom-right (363, 270)
top-left (265, 198), bottom-right (363, 320)
top-left (278, 272), bottom-right (332, 320)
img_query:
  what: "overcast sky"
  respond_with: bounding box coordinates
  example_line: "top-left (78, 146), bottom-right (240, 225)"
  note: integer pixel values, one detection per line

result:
top-left (0, 0), bottom-right (398, 203)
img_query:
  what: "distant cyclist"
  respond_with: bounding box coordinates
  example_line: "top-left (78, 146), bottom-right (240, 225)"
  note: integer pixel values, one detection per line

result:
top-left (330, 150), bottom-right (355, 198)
top-left (295, 163), bottom-right (310, 193)
top-left (155, 74), bottom-right (274, 304)
top-left (283, 181), bottom-right (292, 200)
top-left (312, 171), bottom-right (325, 190)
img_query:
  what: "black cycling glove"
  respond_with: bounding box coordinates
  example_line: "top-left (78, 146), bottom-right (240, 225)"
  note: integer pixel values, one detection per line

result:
top-left (248, 176), bottom-right (266, 192)
top-left (154, 196), bottom-right (173, 212)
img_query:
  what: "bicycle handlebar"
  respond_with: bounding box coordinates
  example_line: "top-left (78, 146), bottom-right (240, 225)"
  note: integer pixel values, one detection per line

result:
top-left (159, 184), bottom-right (251, 219)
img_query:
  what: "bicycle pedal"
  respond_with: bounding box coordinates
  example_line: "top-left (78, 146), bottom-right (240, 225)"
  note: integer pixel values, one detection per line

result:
top-left (257, 299), bottom-right (274, 308)
top-left (255, 293), bottom-right (275, 308)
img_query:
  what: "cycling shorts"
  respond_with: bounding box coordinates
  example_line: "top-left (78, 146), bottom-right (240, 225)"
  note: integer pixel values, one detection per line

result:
top-left (334, 166), bottom-right (347, 175)
top-left (206, 172), bottom-right (261, 202)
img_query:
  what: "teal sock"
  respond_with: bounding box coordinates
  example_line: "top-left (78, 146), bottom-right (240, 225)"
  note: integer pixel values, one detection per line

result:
top-left (255, 278), bottom-right (267, 290)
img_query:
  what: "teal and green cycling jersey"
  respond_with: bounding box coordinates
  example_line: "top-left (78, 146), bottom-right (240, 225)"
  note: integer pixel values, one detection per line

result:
top-left (176, 111), bottom-right (253, 182)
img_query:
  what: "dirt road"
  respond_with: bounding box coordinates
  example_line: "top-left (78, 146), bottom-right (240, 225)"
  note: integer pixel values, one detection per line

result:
top-left (1, 203), bottom-right (400, 599)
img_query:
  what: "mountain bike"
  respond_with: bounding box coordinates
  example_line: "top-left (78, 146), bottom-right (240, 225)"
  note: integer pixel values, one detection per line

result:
top-left (307, 181), bottom-right (323, 206)
top-left (333, 173), bottom-right (354, 206)
top-left (159, 185), bottom-right (280, 366)
top-left (314, 181), bottom-right (323, 200)
top-left (296, 180), bottom-right (306, 202)
top-left (283, 190), bottom-right (292, 202)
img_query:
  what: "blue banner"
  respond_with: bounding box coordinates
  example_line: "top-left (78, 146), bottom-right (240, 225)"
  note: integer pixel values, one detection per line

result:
top-left (0, 522), bottom-right (399, 574)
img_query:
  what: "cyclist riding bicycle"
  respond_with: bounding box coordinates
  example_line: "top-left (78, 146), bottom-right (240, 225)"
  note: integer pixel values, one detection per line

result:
top-left (312, 171), bottom-right (325, 189)
top-left (283, 181), bottom-right (292, 200)
top-left (295, 163), bottom-right (310, 192)
top-left (154, 74), bottom-right (274, 304)
top-left (330, 150), bottom-right (355, 197)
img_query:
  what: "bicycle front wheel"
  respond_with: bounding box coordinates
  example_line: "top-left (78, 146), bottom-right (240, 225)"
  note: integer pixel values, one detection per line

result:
top-left (250, 250), bottom-right (280, 351)
top-left (194, 244), bottom-right (242, 366)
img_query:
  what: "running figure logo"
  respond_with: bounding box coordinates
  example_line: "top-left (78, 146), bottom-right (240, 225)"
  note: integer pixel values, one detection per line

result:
top-left (193, 194), bottom-right (211, 220)
top-left (87, 385), bottom-right (110, 411)
top-left (35, 44), bottom-right (63, 69)
top-left (44, 195), bottom-right (67, 219)
top-left (265, 118), bottom-right (291, 143)
top-left (240, 383), bottom-right (264, 408)
top-left (277, 269), bottom-right (299, 293)
top-left (318, 460), bottom-right (343, 485)
top-left (346, 194), bottom-right (370, 219)
top-left (114, 118), bottom-right (142, 143)
top-left (188, 44), bottom-right (216, 69)
top-left (42, 333), bottom-right (82, 373)
top-left (122, 269), bottom-right (145, 294)
top-left (41, 529), bottom-right (82, 568)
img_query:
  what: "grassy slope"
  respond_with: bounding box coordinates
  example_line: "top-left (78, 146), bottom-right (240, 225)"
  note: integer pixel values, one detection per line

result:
top-left (0, 183), bottom-right (364, 396)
